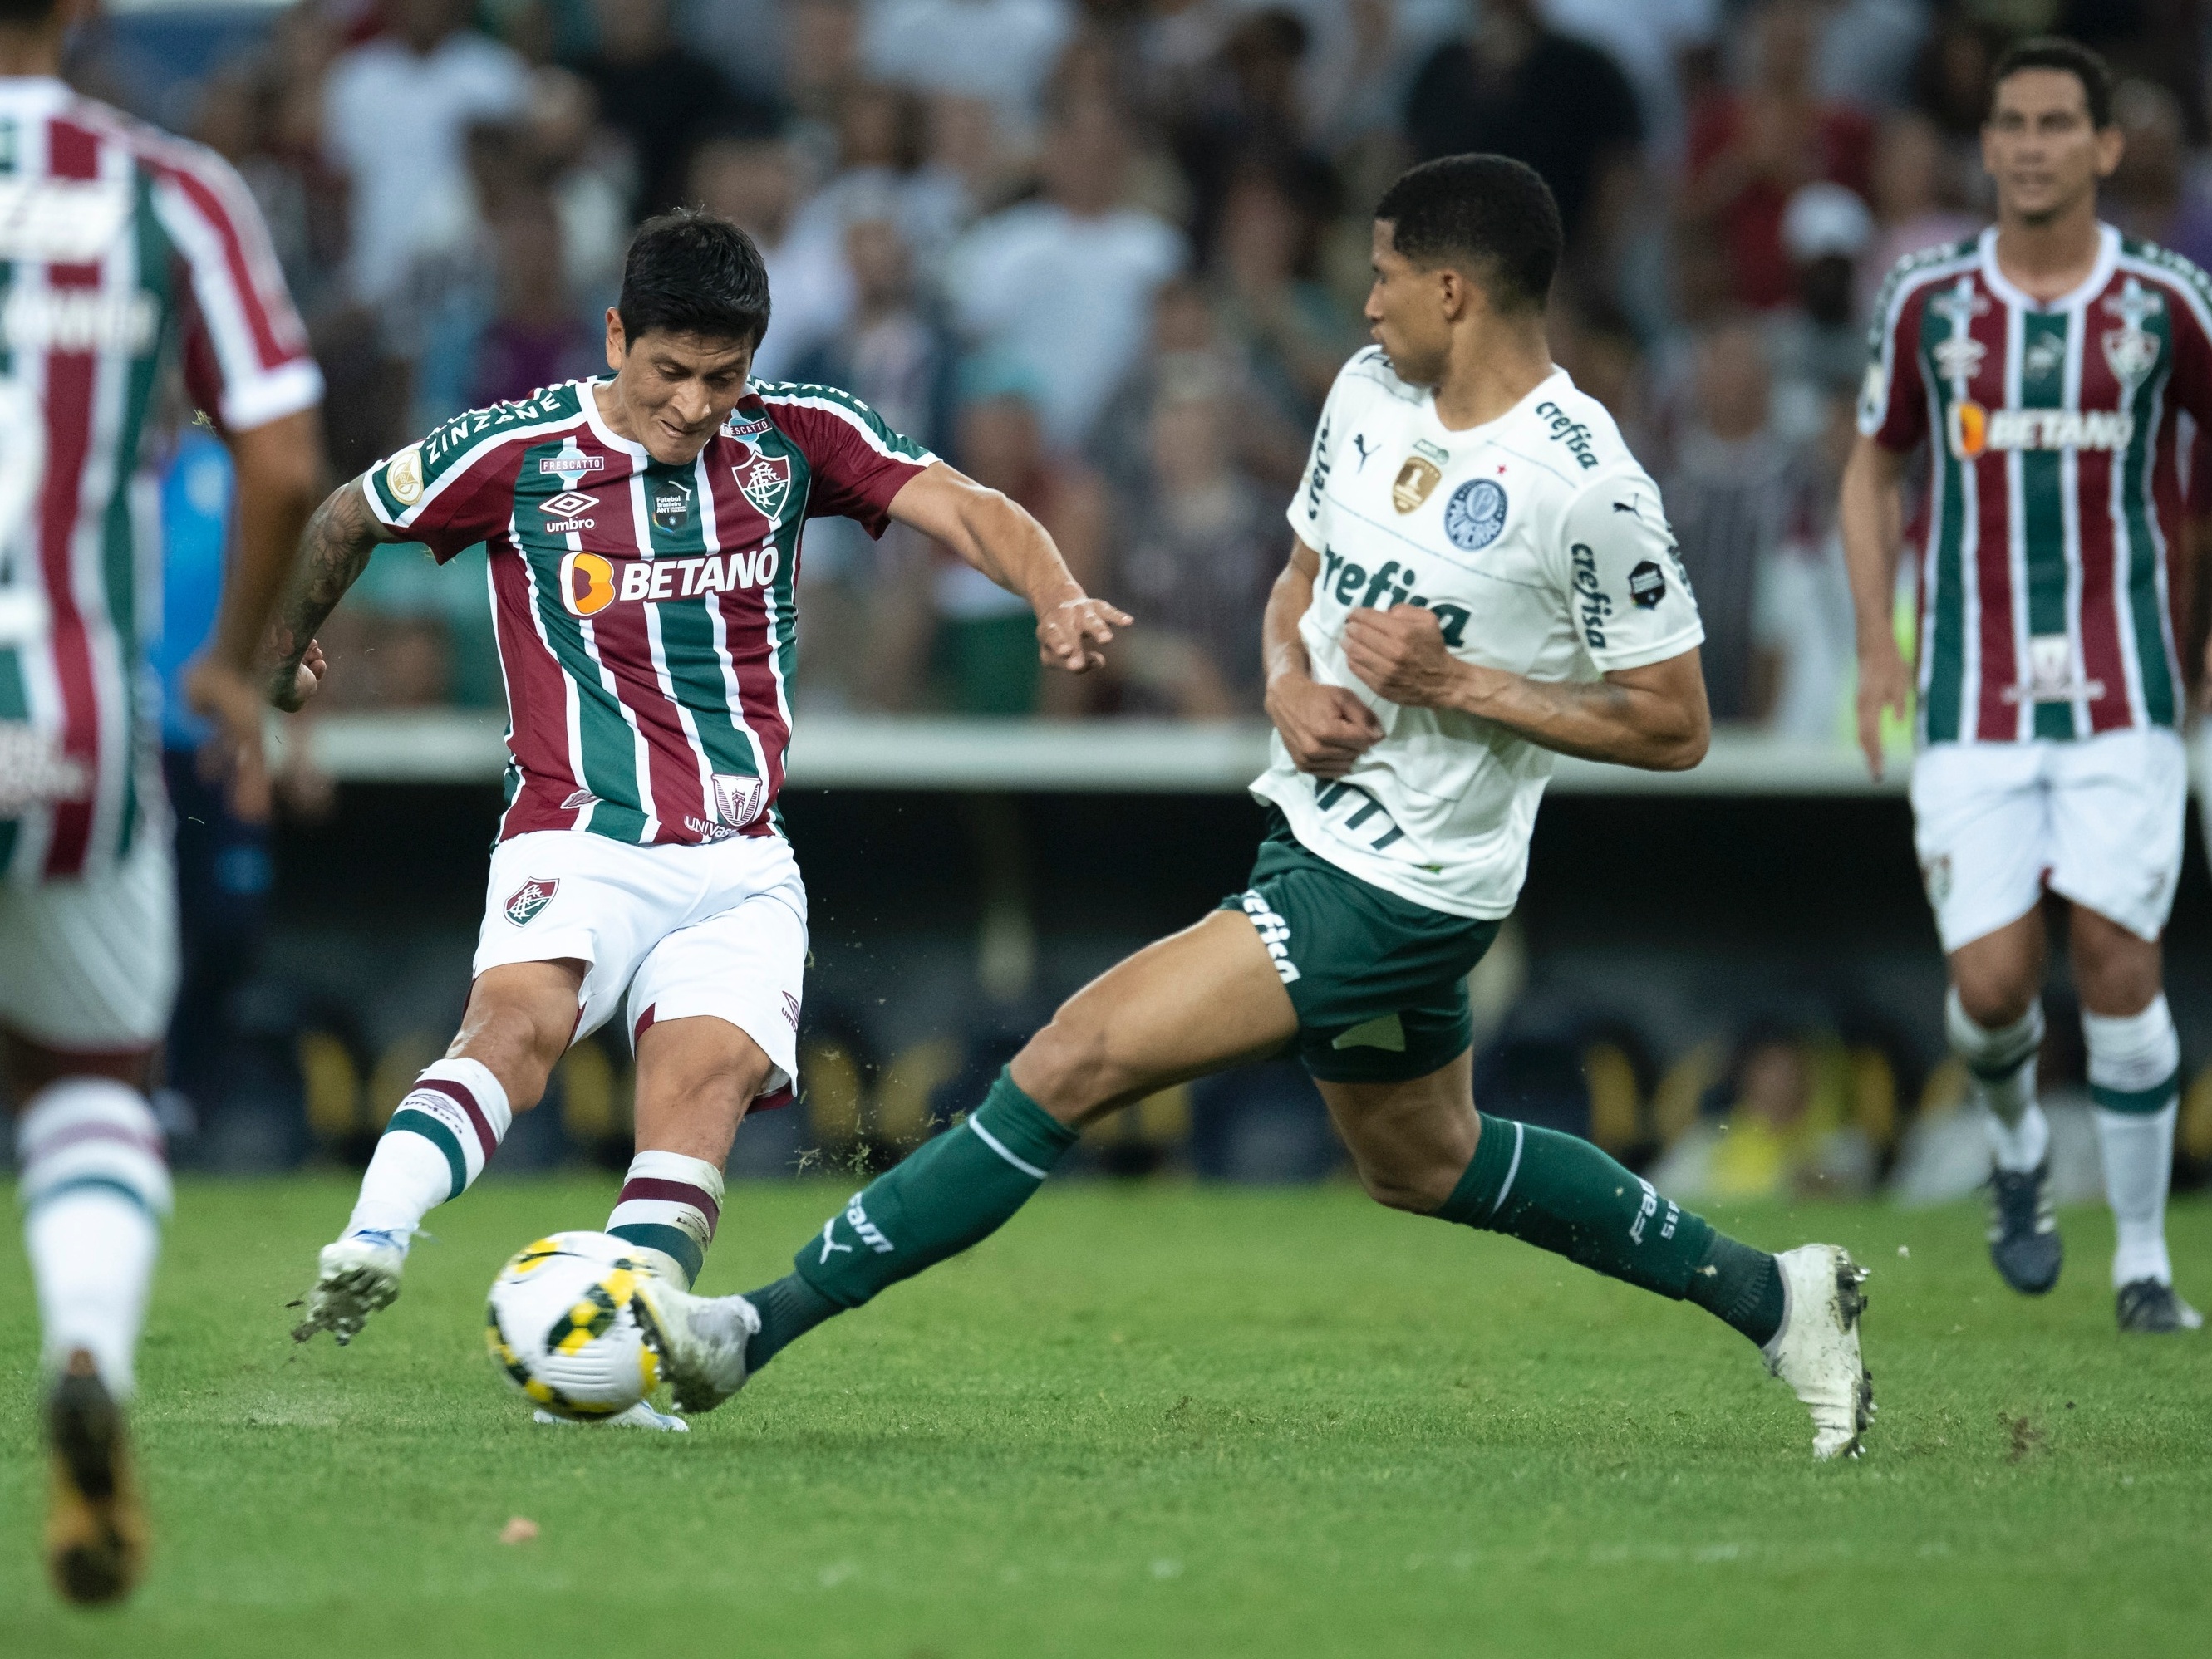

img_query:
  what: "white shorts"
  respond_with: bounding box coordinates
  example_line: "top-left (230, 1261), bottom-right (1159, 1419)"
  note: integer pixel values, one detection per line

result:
top-left (0, 830), bottom-right (179, 1051)
top-left (1910, 728), bottom-right (2186, 952)
top-left (474, 829), bottom-right (809, 1102)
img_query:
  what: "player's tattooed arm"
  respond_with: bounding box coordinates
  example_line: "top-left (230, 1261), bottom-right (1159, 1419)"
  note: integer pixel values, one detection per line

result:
top-left (267, 477), bottom-right (404, 710)
top-left (1341, 605), bottom-right (1710, 771)
top-left (887, 460), bottom-right (1132, 672)
top-left (1266, 539), bottom-right (1382, 779)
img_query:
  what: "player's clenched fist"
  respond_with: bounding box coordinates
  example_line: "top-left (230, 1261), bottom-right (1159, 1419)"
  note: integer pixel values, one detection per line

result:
top-left (1035, 594), bottom-right (1133, 674)
top-left (1266, 671), bottom-right (1383, 778)
top-left (1341, 605), bottom-right (1475, 710)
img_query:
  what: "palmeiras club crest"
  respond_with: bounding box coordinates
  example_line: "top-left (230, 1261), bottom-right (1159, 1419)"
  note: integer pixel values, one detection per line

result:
top-left (733, 451), bottom-right (791, 522)
top-left (504, 878), bottom-right (558, 926)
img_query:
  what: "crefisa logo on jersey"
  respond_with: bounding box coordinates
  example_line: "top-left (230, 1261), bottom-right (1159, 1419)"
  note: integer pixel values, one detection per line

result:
top-left (1443, 479), bottom-right (1507, 551)
top-left (504, 878), bottom-right (558, 926)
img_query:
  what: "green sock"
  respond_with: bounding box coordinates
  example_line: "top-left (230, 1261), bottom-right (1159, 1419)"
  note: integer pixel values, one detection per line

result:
top-left (745, 1070), bottom-right (1079, 1369)
top-left (1438, 1112), bottom-right (1782, 1347)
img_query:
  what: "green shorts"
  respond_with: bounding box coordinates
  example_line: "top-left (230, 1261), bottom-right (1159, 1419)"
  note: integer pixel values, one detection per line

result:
top-left (1217, 809), bottom-right (1501, 1084)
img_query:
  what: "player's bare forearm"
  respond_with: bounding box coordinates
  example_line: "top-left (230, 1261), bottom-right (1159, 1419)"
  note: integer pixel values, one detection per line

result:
top-left (1341, 602), bottom-right (1708, 771)
top-left (1265, 540), bottom-right (1384, 777)
top-left (211, 407), bottom-right (324, 675)
top-left (268, 477), bottom-right (391, 707)
top-left (887, 460), bottom-right (1130, 671)
top-left (1840, 435), bottom-right (1908, 650)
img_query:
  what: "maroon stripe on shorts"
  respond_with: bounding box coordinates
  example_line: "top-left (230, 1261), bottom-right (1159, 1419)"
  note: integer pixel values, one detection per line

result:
top-left (618, 1176), bottom-right (720, 1234)
top-left (414, 1078), bottom-right (499, 1165)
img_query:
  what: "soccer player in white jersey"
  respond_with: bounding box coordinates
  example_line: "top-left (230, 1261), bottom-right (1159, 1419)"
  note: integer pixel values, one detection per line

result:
top-left (277, 212), bottom-right (1128, 1417)
top-left (1846, 39), bottom-right (2205, 1332)
top-left (0, 0), bottom-right (324, 1602)
top-left (633, 156), bottom-right (1880, 1461)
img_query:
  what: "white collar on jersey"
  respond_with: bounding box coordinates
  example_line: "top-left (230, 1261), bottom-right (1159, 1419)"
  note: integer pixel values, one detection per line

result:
top-left (0, 76), bottom-right (72, 107)
top-left (1976, 222), bottom-right (2120, 314)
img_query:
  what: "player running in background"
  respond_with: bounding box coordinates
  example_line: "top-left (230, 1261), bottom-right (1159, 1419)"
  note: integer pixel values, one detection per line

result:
top-left (1846, 39), bottom-right (2205, 1332)
top-left (278, 212), bottom-right (1127, 1423)
top-left (0, 0), bottom-right (324, 1603)
top-left (640, 156), bottom-right (1879, 1461)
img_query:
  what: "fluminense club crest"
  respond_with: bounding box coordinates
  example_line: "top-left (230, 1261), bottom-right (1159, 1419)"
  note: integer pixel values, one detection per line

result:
top-left (712, 772), bottom-right (768, 829)
top-left (2102, 279), bottom-right (2164, 388)
top-left (734, 453), bottom-right (791, 522)
top-left (504, 878), bottom-right (558, 926)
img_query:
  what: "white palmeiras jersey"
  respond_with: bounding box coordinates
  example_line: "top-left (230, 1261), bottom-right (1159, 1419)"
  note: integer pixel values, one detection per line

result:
top-left (1254, 349), bottom-right (1703, 919)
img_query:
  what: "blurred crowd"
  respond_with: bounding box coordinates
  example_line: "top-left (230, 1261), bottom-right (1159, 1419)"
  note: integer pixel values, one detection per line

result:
top-left (81, 0), bottom-right (2212, 728)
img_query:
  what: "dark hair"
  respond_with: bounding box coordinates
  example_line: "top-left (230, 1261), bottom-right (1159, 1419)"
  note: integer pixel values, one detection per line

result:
top-left (1988, 36), bottom-right (2115, 130)
top-left (1374, 155), bottom-right (1562, 314)
top-left (617, 209), bottom-right (772, 349)
top-left (0, 0), bottom-right (61, 22)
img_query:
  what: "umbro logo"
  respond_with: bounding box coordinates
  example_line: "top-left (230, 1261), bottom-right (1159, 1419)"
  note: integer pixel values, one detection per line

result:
top-left (541, 489), bottom-right (597, 532)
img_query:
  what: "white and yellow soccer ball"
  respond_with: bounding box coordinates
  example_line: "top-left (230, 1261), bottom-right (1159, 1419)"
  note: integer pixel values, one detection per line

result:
top-left (484, 1230), bottom-right (662, 1421)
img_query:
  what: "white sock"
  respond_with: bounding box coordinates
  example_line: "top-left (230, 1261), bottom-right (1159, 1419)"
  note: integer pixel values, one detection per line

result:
top-left (606, 1150), bottom-right (724, 1289)
top-left (16, 1078), bottom-right (172, 1396)
top-left (344, 1058), bottom-right (513, 1247)
top-left (2084, 996), bottom-right (2181, 1288)
top-left (1946, 989), bottom-right (2049, 1172)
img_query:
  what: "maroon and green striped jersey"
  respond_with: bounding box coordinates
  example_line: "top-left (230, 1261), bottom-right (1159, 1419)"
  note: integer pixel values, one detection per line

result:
top-left (0, 77), bottom-right (321, 883)
top-left (362, 377), bottom-right (933, 845)
top-left (1860, 224), bottom-right (2212, 744)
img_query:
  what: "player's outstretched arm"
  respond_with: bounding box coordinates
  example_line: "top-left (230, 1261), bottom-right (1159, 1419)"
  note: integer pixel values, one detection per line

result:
top-left (887, 461), bottom-right (1132, 673)
top-left (1840, 434), bottom-right (1912, 778)
top-left (1342, 604), bottom-right (1710, 771)
top-left (1266, 539), bottom-right (1382, 778)
top-left (266, 477), bottom-right (407, 711)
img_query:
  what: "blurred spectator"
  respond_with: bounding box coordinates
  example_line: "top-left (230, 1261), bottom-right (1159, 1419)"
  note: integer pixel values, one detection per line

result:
top-left (1104, 356), bottom-right (1278, 717)
top-left (1754, 392), bottom-right (1859, 744)
top-left (1648, 1022), bottom-right (1877, 1200)
top-left (469, 203), bottom-right (602, 408)
top-left (936, 358), bottom-right (1107, 714)
top-left (519, 66), bottom-right (635, 307)
top-left (793, 83), bottom-right (971, 298)
top-left (323, 0), bottom-right (528, 307)
top-left (2107, 78), bottom-right (2212, 274)
top-left (1684, 0), bottom-right (1874, 310)
top-left (1907, 9), bottom-right (1998, 160)
top-left (1541, 0), bottom-right (1718, 164)
top-left (690, 135), bottom-right (855, 383)
top-left (861, 0), bottom-right (1075, 140)
top-left (677, 0), bottom-right (791, 108)
top-left (581, 0), bottom-right (775, 220)
top-left (1763, 181), bottom-right (1872, 444)
top-left (1662, 318), bottom-right (1793, 724)
top-left (1170, 8), bottom-right (1317, 258)
top-left (1811, 0), bottom-right (1927, 115)
top-left (1552, 301), bottom-right (1656, 466)
top-left (1855, 110), bottom-right (1979, 318)
top-left (1404, 0), bottom-right (1645, 283)
top-left (1208, 156), bottom-right (1362, 434)
top-left (945, 101), bottom-right (1186, 453)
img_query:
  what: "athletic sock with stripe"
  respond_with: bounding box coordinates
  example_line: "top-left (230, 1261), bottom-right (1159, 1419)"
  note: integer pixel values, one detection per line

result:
top-left (607, 1151), bottom-right (724, 1288)
top-left (17, 1078), bottom-right (172, 1396)
top-left (343, 1059), bottom-right (513, 1249)
top-left (2085, 995), bottom-right (2182, 1287)
top-left (744, 1069), bottom-right (1079, 1369)
top-left (1436, 1112), bottom-right (1783, 1347)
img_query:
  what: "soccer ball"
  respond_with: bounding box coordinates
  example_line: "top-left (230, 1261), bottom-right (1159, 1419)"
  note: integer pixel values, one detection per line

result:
top-left (484, 1230), bottom-right (663, 1421)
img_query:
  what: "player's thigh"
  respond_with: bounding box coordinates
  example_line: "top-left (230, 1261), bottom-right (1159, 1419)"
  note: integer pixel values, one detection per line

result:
top-left (0, 832), bottom-right (176, 1103)
top-left (627, 883), bottom-right (807, 1107)
top-left (472, 831), bottom-right (682, 1044)
top-left (1909, 739), bottom-right (2049, 955)
top-left (2046, 726), bottom-right (2186, 949)
top-left (1314, 1047), bottom-right (1479, 1213)
top-left (1012, 909), bottom-right (1300, 1122)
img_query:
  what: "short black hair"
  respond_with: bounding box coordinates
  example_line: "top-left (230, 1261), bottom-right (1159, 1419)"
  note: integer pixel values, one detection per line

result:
top-left (617, 209), bottom-right (772, 349)
top-left (1374, 155), bottom-right (1562, 314)
top-left (1988, 36), bottom-right (2115, 130)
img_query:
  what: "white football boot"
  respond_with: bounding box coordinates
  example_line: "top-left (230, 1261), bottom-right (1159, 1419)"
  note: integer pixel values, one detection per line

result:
top-left (533, 1402), bottom-right (690, 1431)
top-left (290, 1229), bottom-right (408, 1346)
top-left (1762, 1244), bottom-right (1874, 1460)
top-left (632, 1282), bottom-right (760, 1413)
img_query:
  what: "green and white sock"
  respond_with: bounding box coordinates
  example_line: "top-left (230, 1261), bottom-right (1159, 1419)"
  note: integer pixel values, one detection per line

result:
top-left (1437, 1112), bottom-right (1783, 1346)
top-left (2085, 996), bottom-right (2181, 1288)
top-left (344, 1059), bottom-right (512, 1249)
top-left (744, 1070), bottom-right (1079, 1368)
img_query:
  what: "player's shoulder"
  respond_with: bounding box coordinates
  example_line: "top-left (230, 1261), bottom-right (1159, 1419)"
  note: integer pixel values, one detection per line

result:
top-left (2113, 233), bottom-right (2212, 324)
top-left (415, 380), bottom-right (594, 474)
top-left (1328, 346), bottom-right (1425, 412)
top-left (1499, 374), bottom-right (1649, 506)
top-left (1866, 232), bottom-right (1984, 322)
top-left (49, 91), bottom-right (247, 202)
top-left (745, 380), bottom-right (925, 457)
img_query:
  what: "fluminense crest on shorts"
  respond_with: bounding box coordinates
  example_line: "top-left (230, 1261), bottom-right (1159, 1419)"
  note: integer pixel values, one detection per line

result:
top-left (734, 453), bottom-right (792, 522)
top-left (504, 878), bottom-right (558, 926)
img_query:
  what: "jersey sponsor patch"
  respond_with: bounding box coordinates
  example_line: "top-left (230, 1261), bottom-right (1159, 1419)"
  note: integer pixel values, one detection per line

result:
top-left (1947, 402), bottom-right (2135, 459)
top-left (651, 478), bottom-right (693, 530)
top-left (1628, 559), bottom-right (1666, 609)
top-left (1533, 400), bottom-right (1599, 469)
top-left (711, 772), bottom-right (768, 829)
top-left (1443, 479), bottom-right (1507, 550)
top-left (541, 489), bottom-right (598, 532)
top-left (1392, 455), bottom-right (1440, 513)
top-left (386, 444), bottom-right (425, 505)
top-left (504, 878), bottom-right (558, 926)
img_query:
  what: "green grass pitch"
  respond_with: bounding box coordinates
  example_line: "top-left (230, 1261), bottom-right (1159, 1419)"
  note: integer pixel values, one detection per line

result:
top-left (3, 1176), bottom-right (2208, 1657)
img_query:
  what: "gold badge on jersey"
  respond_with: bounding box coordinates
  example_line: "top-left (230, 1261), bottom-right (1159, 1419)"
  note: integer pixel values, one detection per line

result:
top-left (386, 443), bottom-right (425, 505)
top-left (1392, 457), bottom-right (1441, 513)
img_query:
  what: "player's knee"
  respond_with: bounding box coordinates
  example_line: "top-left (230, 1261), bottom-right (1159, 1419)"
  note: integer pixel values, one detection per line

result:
top-left (1951, 969), bottom-right (2035, 1031)
top-left (1014, 1014), bottom-right (1128, 1122)
top-left (1354, 1161), bottom-right (1448, 1215)
top-left (448, 1009), bottom-right (563, 1112)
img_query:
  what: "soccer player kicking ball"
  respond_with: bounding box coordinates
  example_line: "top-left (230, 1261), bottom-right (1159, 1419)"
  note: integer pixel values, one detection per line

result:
top-left (1845, 40), bottom-right (2204, 1332)
top-left (0, 0), bottom-right (325, 1600)
top-left (641, 156), bottom-right (1877, 1460)
top-left (279, 212), bottom-right (1127, 1422)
